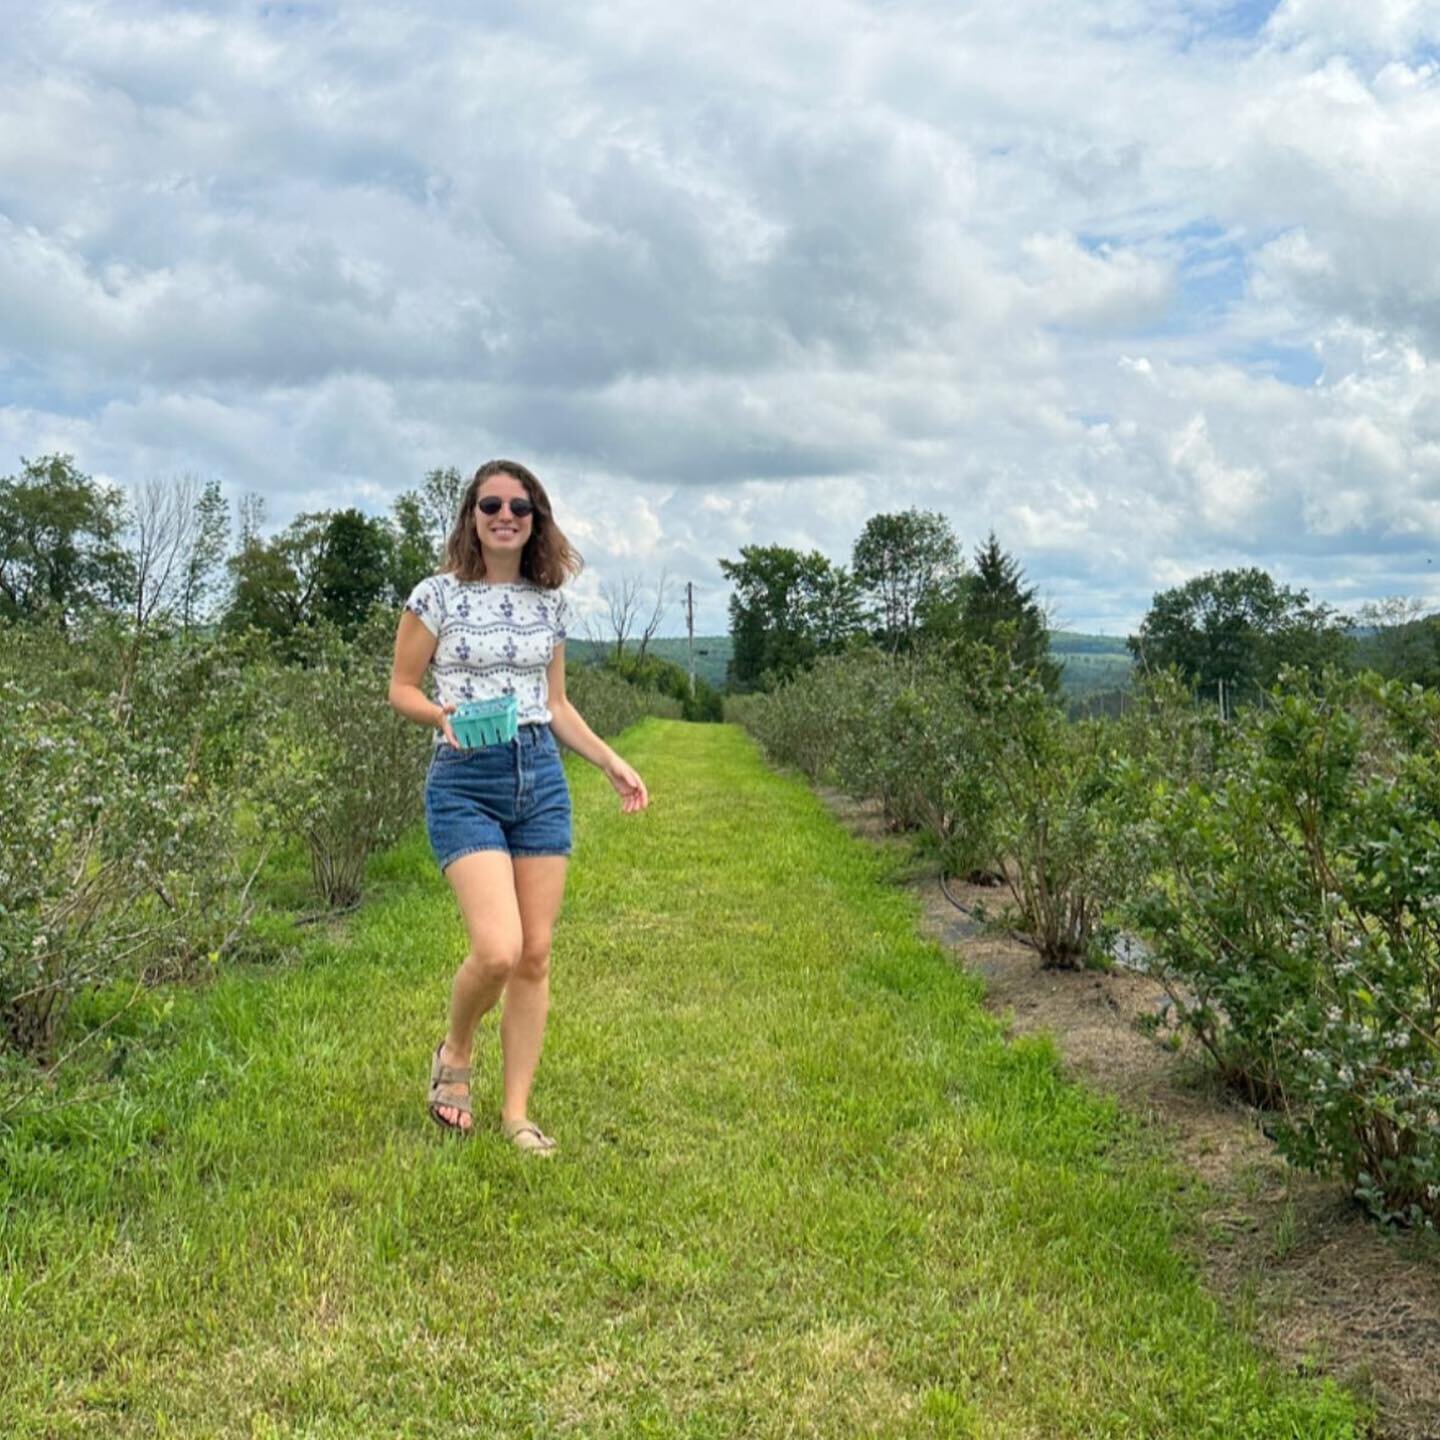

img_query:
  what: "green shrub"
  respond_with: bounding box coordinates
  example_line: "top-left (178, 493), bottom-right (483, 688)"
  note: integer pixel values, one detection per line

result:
top-left (566, 661), bottom-right (682, 737)
top-left (252, 613), bottom-right (429, 911)
top-left (1120, 670), bottom-right (1440, 1226)
top-left (601, 653), bottom-right (724, 722)
top-left (730, 639), bottom-right (1118, 964)
top-left (0, 644), bottom-right (271, 1062)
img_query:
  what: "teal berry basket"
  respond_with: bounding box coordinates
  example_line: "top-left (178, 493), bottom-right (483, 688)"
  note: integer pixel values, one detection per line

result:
top-left (450, 695), bottom-right (520, 749)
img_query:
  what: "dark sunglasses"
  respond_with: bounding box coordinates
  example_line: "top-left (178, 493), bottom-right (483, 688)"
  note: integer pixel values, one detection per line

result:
top-left (476, 495), bottom-right (535, 518)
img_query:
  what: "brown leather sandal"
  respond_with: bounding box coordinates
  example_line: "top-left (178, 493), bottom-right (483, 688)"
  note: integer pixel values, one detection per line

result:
top-left (501, 1118), bottom-right (557, 1156)
top-left (427, 1043), bottom-right (473, 1135)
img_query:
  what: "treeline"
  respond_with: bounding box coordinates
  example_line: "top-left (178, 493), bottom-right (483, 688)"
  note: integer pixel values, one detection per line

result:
top-left (718, 503), bottom-right (1439, 705)
top-left (0, 455), bottom-right (679, 1092)
top-left (721, 511), bottom-right (1056, 691)
top-left (0, 453), bottom-right (458, 647)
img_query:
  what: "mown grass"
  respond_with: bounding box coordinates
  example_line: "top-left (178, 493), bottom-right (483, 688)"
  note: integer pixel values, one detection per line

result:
top-left (1, 720), bottom-right (1363, 1437)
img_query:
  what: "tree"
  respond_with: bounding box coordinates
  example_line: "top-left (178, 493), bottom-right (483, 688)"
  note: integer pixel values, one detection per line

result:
top-left (180, 479), bottom-right (231, 632)
top-left (417, 467), bottom-right (466, 553)
top-left (237, 492), bottom-right (266, 548)
top-left (126, 473), bottom-right (232, 635)
top-left (582, 571), bottom-right (672, 665)
top-left (223, 535), bottom-right (306, 642)
top-left (635, 567), bottom-right (671, 664)
top-left (117, 473), bottom-right (231, 709)
top-left (314, 508), bottom-right (393, 635)
top-left (851, 508), bottom-right (963, 652)
top-left (0, 454), bottom-right (130, 627)
top-left (222, 511), bottom-right (331, 643)
top-left (719, 545), bottom-right (862, 690)
top-left (1351, 597), bottom-right (1440, 684)
top-left (1129, 566), bottom-right (1350, 698)
top-left (958, 533), bottom-right (1061, 691)
top-left (589, 574), bottom-right (643, 664)
top-left (387, 490), bottom-right (435, 605)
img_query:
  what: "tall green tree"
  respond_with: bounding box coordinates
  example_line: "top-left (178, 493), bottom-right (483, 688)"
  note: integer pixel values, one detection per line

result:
top-left (851, 508), bottom-right (963, 652)
top-left (959, 533), bottom-right (1061, 691)
top-left (315, 508), bottom-right (393, 635)
top-left (1129, 566), bottom-right (1350, 698)
top-left (180, 479), bottom-right (232, 632)
top-left (222, 512), bottom-right (330, 643)
top-left (418, 466), bottom-right (466, 553)
top-left (0, 454), bottom-right (130, 627)
top-left (719, 545), bottom-right (862, 690)
top-left (388, 490), bottom-right (435, 604)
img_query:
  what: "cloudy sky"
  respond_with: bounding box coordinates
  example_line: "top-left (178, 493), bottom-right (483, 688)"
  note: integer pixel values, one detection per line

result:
top-left (4, 0), bottom-right (1440, 634)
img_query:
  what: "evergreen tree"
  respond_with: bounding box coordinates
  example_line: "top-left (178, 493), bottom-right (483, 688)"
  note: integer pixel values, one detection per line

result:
top-left (962, 532), bottom-right (1061, 691)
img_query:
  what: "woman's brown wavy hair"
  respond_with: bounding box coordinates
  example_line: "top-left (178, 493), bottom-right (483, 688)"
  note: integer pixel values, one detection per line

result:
top-left (441, 459), bottom-right (583, 589)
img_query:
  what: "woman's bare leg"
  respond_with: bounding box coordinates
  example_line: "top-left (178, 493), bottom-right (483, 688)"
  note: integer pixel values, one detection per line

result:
top-left (435, 850), bottom-right (523, 1131)
top-left (501, 855), bottom-right (569, 1125)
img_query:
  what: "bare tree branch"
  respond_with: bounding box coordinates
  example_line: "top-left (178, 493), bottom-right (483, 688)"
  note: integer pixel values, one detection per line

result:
top-left (599, 574), bottom-right (643, 663)
top-left (636, 567), bottom-right (670, 663)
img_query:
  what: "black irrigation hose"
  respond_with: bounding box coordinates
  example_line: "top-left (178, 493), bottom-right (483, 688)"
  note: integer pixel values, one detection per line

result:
top-left (937, 869), bottom-right (1042, 953)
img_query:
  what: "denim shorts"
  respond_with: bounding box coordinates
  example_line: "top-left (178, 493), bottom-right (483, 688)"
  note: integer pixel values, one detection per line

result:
top-left (423, 722), bottom-right (572, 871)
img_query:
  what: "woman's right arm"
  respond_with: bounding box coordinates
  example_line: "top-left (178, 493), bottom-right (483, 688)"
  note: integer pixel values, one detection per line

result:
top-left (389, 611), bottom-right (458, 746)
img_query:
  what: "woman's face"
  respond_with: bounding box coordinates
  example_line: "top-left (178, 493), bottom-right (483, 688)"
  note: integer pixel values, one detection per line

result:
top-left (474, 471), bottom-right (534, 557)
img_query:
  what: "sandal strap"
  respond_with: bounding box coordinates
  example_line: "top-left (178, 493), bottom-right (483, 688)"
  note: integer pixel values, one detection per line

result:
top-left (430, 1089), bottom-right (473, 1116)
top-left (428, 1043), bottom-right (473, 1118)
top-left (430, 1044), bottom-right (472, 1086)
top-left (503, 1120), bottom-right (555, 1148)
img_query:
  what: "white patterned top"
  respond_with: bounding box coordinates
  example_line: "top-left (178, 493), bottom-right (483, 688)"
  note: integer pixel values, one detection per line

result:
top-left (404, 573), bottom-right (571, 730)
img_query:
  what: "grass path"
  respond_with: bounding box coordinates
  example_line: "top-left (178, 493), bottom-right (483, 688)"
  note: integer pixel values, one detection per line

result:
top-left (2, 720), bottom-right (1361, 1437)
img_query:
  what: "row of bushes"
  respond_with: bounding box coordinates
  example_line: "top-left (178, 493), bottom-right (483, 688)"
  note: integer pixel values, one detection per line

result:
top-left (729, 642), bottom-right (1440, 1228)
top-left (1, 611), bottom-right (675, 1075)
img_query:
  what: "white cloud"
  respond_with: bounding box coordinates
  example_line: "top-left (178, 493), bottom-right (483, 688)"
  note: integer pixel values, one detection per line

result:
top-left (4, 0), bottom-right (1440, 633)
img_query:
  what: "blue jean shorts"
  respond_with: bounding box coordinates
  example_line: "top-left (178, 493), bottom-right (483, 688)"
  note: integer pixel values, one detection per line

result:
top-left (424, 722), bottom-right (572, 871)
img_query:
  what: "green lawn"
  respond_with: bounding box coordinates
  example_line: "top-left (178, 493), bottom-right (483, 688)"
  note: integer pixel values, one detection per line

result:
top-left (1, 720), bottom-right (1361, 1437)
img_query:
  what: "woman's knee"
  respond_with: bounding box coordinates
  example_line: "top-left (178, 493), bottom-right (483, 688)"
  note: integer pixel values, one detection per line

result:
top-left (514, 935), bottom-right (552, 983)
top-left (464, 940), bottom-right (522, 986)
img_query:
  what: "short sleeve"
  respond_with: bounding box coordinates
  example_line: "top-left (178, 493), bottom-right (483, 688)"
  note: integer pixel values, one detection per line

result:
top-left (553, 589), bottom-right (571, 642)
top-left (404, 575), bottom-right (445, 636)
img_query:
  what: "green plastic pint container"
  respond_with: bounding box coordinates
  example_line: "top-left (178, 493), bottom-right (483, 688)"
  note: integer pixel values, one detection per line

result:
top-left (451, 695), bottom-right (519, 749)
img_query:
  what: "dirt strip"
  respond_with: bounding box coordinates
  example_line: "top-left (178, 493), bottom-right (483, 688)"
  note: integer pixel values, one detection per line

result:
top-left (818, 787), bottom-right (1440, 1440)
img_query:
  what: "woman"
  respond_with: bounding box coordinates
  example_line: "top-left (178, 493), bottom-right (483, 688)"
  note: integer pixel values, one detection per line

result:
top-left (389, 459), bottom-right (649, 1151)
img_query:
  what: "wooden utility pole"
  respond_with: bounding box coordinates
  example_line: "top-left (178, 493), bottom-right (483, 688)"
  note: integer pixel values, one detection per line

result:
top-left (686, 581), bottom-right (696, 698)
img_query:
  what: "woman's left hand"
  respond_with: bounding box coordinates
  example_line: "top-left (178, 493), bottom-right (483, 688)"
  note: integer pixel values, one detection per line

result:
top-left (604, 757), bottom-right (649, 813)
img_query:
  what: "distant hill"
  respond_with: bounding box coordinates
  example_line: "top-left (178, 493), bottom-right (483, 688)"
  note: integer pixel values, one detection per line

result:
top-left (569, 630), bottom-right (1131, 696)
top-left (567, 636), bottom-right (733, 692)
top-left (1051, 630), bottom-right (1133, 697)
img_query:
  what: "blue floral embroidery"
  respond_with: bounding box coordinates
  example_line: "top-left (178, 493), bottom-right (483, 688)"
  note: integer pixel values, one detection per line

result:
top-left (457, 639), bottom-right (470, 662)
top-left (499, 594), bottom-right (514, 621)
top-left (503, 636), bottom-right (517, 662)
